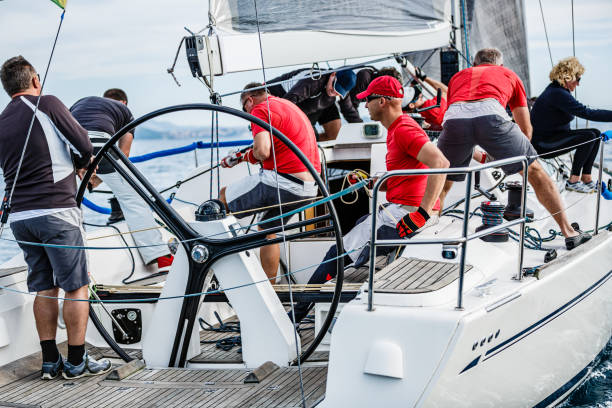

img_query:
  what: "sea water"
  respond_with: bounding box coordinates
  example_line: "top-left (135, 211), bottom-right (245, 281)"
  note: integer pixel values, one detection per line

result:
top-left (0, 137), bottom-right (611, 406)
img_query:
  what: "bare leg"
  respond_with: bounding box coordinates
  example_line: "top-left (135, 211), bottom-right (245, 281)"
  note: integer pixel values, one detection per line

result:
top-left (259, 230), bottom-right (280, 280)
top-left (34, 288), bottom-right (59, 341)
top-left (318, 120), bottom-right (342, 142)
top-left (63, 285), bottom-right (89, 346)
top-left (525, 161), bottom-right (577, 238)
top-left (438, 180), bottom-right (454, 212)
top-left (219, 187), bottom-right (228, 209)
top-left (580, 174), bottom-right (593, 183)
top-left (569, 175), bottom-right (581, 183)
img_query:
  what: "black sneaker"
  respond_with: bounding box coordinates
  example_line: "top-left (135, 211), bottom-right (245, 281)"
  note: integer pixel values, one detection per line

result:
top-left (62, 352), bottom-right (112, 379)
top-left (565, 230), bottom-right (592, 250)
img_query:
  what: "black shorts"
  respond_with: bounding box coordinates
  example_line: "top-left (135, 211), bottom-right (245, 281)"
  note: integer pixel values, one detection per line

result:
top-left (309, 104), bottom-right (340, 127)
top-left (10, 208), bottom-right (89, 292)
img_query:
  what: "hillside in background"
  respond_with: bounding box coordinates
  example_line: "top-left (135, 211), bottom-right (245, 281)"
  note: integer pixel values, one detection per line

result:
top-left (137, 120), bottom-right (251, 140)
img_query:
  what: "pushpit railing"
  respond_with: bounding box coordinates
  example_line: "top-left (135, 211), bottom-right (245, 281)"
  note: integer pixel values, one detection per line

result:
top-left (367, 156), bottom-right (530, 311)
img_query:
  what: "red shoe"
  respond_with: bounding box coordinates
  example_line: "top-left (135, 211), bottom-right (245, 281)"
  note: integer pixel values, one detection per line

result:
top-left (157, 255), bottom-right (174, 271)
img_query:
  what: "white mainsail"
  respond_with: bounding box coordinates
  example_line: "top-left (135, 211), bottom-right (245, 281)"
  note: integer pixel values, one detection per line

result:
top-left (205, 0), bottom-right (452, 75)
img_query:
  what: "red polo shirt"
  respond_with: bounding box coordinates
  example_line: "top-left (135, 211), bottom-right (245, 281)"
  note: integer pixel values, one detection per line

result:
top-left (419, 97), bottom-right (447, 127)
top-left (385, 115), bottom-right (440, 210)
top-left (447, 64), bottom-right (527, 110)
top-left (250, 96), bottom-right (321, 174)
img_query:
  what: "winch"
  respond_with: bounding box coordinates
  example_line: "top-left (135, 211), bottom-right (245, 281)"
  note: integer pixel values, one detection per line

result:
top-left (503, 181), bottom-right (534, 221)
top-left (476, 201), bottom-right (509, 242)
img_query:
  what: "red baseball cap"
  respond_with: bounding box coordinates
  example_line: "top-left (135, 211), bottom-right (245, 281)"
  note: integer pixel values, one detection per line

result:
top-left (356, 75), bottom-right (405, 99)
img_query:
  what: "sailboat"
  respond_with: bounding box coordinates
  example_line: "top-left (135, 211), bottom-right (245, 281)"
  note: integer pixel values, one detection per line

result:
top-left (0, 0), bottom-right (611, 406)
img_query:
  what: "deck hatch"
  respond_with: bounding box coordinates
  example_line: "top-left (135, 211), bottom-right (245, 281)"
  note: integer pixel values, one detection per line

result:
top-left (369, 257), bottom-right (473, 294)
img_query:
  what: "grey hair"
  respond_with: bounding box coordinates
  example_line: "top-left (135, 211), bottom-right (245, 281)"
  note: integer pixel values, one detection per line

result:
top-left (473, 48), bottom-right (503, 66)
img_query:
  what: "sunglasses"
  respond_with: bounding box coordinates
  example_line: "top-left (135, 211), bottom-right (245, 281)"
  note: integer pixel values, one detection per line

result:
top-left (241, 97), bottom-right (250, 112)
top-left (366, 94), bottom-right (392, 102)
top-left (576, 76), bottom-right (581, 83)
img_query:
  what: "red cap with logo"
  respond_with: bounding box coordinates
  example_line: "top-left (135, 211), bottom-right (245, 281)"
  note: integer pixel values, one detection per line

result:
top-left (356, 75), bottom-right (405, 99)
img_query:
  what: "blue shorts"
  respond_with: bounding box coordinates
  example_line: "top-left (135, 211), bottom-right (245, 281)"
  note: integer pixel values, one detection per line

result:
top-left (10, 208), bottom-right (89, 293)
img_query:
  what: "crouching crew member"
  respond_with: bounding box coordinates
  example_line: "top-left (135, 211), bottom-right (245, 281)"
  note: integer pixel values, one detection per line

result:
top-left (292, 76), bottom-right (449, 322)
top-left (219, 83), bottom-right (321, 279)
top-left (70, 89), bottom-right (173, 270)
top-left (437, 48), bottom-right (589, 250)
top-left (0, 56), bottom-right (111, 379)
top-left (268, 68), bottom-right (360, 141)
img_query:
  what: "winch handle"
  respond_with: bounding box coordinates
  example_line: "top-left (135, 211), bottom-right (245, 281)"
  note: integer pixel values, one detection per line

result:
top-left (416, 88), bottom-right (442, 113)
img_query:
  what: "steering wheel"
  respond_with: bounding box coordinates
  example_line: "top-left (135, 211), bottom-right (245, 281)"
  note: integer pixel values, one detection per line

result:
top-left (76, 104), bottom-right (345, 367)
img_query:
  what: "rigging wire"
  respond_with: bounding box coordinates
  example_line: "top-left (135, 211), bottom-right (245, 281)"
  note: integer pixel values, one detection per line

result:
top-left (538, 0), bottom-right (554, 68)
top-left (0, 9), bottom-right (66, 239)
top-left (459, 0), bottom-right (471, 66)
top-left (209, 112), bottom-right (215, 200)
top-left (571, 0), bottom-right (578, 130)
top-left (252, 1), bottom-right (306, 405)
top-left (215, 111), bottom-right (221, 196)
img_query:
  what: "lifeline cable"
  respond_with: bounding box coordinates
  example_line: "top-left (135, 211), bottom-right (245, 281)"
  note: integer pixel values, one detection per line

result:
top-left (0, 8), bottom-right (66, 239)
top-left (0, 179), bottom-right (369, 251)
top-left (0, 244), bottom-right (366, 304)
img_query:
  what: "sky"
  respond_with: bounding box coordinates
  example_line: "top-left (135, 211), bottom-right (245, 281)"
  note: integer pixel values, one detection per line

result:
top-left (0, 0), bottom-right (611, 130)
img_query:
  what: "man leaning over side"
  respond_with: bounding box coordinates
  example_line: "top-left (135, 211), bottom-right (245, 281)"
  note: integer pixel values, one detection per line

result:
top-left (0, 56), bottom-right (111, 380)
top-left (437, 48), bottom-right (590, 250)
top-left (292, 76), bottom-right (450, 322)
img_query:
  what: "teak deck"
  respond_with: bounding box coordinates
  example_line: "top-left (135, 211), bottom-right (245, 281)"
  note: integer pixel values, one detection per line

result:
top-left (0, 257), bottom-right (467, 407)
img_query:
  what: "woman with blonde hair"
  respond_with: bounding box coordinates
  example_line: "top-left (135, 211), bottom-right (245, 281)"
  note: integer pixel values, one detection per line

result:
top-left (531, 57), bottom-right (612, 193)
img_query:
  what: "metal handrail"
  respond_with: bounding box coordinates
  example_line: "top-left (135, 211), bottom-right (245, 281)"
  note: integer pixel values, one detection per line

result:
top-left (595, 142), bottom-right (605, 235)
top-left (367, 156), bottom-right (530, 311)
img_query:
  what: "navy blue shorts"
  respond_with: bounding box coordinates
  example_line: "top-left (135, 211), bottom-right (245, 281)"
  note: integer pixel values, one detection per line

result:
top-left (10, 208), bottom-right (89, 293)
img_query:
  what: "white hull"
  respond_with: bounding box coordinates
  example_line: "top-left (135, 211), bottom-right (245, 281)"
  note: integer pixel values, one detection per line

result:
top-left (1, 122), bottom-right (611, 408)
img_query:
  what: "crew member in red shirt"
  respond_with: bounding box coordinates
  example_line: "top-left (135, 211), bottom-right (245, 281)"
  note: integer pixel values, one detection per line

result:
top-left (291, 76), bottom-right (449, 322)
top-left (404, 67), bottom-right (448, 129)
top-left (219, 82), bottom-right (321, 278)
top-left (437, 48), bottom-right (589, 250)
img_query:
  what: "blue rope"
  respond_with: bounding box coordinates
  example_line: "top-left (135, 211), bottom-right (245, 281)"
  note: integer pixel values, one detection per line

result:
top-left (0, 245), bottom-right (365, 303)
top-left (4, 179), bottom-right (369, 250)
top-left (82, 197), bottom-right (111, 215)
top-left (82, 196), bottom-right (173, 214)
top-left (83, 139), bottom-right (253, 214)
top-left (129, 140), bottom-right (252, 163)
